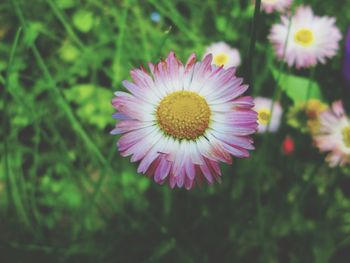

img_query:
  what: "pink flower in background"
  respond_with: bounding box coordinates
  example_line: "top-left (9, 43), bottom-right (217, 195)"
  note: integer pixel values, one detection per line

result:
top-left (314, 101), bottom-right (350, 167)
top-left (269, 6), bottom-right (342, 69)
top-left (111, 52), bottom-right (257, 189)
top-left (261, 0), bottom-right (292, 14)
top-left (254, 97), bottom-right (283, 133)
top-left (203, 42), bottom-right (241, 69)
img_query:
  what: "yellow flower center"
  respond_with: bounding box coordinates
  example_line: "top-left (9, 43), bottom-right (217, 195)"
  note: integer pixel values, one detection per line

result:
top-left (156, 91), bottom-right (211, 140)
top-left (294, 28), bottom-right (314, 47)
top-left (342, 126), bottom-right (350, 148)
top-left (257, 108), bottom-right (271, 125)
top-left (213, 53), bottom-right (229, 66)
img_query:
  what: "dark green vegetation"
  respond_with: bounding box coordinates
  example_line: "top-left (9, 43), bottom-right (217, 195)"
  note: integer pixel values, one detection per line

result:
top-left (1, 0), bottom-right (350, 262)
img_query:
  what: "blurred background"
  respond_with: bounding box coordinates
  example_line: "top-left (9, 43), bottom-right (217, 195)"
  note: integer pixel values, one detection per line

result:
top-left (1, 0), bottom-right (350, 262)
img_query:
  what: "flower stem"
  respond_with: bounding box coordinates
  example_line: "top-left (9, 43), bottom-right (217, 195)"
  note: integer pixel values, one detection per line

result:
top-left (246, 0), bottom-right (261, 86)
top-left (3, 27), bottom-right (22, 212)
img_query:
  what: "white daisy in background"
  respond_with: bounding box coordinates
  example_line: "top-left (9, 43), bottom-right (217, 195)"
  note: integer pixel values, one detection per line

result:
top-left (111, 52), bottom-right (257, 189)
top-left (261, 0), bottom-right (292, 14)
top-left (203, 42), bottom-right (241, 69)
top-left (314, 101), bottom-right (350, 167)
top-left (254, 97), bottom-right (283, 133)
top-left (269, 6), bottom-right (342, 69)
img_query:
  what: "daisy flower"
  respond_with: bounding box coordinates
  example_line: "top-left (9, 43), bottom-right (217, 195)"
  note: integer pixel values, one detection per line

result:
top-left (261, 0), bottom-right (292, 14)
top-left (254, 97), bottom-right (283, 133)
top-left (111, 52), bottom-right (257, 189)
top-left (314, 101), bottom-right (350, 167)
top-left (203, 42), bottom-right (241, 69)
top-left (269, 6), bottom-right (342, 69)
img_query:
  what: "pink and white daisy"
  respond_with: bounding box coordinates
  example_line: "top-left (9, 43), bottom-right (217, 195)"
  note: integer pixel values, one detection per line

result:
top-left (111, 52), bottom-right (257, 189)
top-left (261, 0), bottom-right (292, 14)
top-left (314, 101), bottom-right (350, 167)
top-left (203, 42), bottom-right (241, 69)
top-left (254, 97), bottom-right (283, 133)
top-left (269, 6), bottom-right (342, 69)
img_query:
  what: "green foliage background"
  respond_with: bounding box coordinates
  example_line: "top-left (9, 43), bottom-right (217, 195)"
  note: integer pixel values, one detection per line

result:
top-left (1, 0), bottom-right (350, 262)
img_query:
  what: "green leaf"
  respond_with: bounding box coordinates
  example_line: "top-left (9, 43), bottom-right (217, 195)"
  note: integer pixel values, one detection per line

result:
top-left (72, 10), bottom-right (94, 33)
top-left (272, 69), bottom-right (322, 103)
top-left (24, 22), bottom-right (44, 46)
top-left (63, 84), bottom-right (113, 129)
top-left (56, 0), bottom-right (75, 9)
top-left (146, 238), bottom-right (176, 262)
top-left (215, 16), bottom-right (227, 33)
top-left (59, 41), bottom-right (80, 62)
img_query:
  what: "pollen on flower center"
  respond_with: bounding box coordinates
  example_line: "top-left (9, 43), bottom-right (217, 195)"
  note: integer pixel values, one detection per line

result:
top-left (294, 28), bottom-right (314, 46)
top-left (156, 91), bottom-right (211, 140)
top-left (257, 108), bottom-right (271, 125)
top-left (342, 126), bottom-right (350, 148)
top-left (213, 53), bottom-right (229, 66)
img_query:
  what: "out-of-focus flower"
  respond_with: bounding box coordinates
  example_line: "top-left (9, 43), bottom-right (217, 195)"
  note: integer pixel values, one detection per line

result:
top-left (261, 0), bottom-right (292, 14)
top-left (282, 135), bottom-right (295, 155)
top-left (203, 42), bottom-right (241, 69)
top-left (111, 52), bottom-right (257, 189)
top-left (150, 12), bottom-right (161, 23)
top-left (254, 97), bottom-right (283, 133)
top-left (287, 99), bottom-right (328, 134)
top-left (314, 101), bottom-right (350, 167)
top-left (305, 100), bottom-right (329, 134)
top-left (343, 27), bottom-right (350, 89)
top-left (269, 6), bottom-right (342, 69)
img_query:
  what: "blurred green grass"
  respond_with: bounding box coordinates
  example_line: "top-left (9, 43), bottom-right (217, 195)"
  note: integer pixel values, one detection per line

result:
top-left (1, 0), bottom-right (350, 262)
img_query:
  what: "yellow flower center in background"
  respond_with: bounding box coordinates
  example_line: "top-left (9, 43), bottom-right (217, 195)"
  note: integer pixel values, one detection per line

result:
top-left (302, 99), bottom-right (328, 135)
top-left (294, 28), bottom-right (314, 47)
top-left (342, 126), bottom-right (350, 148)
top-left (156, 91), bottom-right (211, 140)
top-left (213, 53), bottom-right (229, 66)
top-left (305, 100), bottom-right (328, 120)
top-left (257, 108), bottom-right (271, 125)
